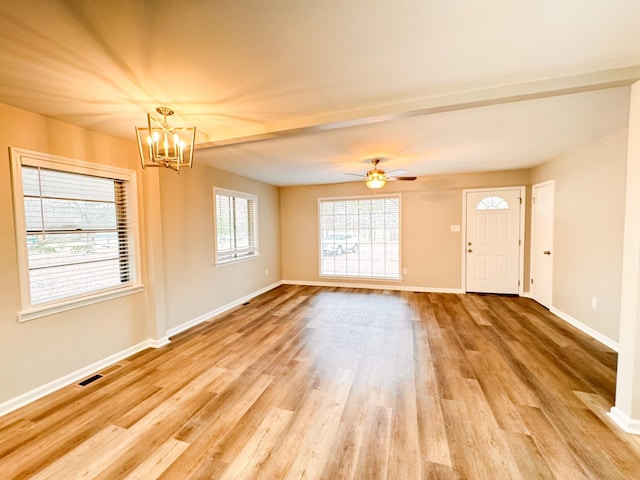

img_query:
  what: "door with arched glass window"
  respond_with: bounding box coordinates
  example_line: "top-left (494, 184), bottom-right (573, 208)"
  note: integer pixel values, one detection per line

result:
top-left (465, 188), bottom-right (523, 294)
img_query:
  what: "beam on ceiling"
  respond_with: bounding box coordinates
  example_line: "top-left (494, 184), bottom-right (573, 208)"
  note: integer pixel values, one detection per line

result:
top-left (196, 65), bottom-right (640, 150)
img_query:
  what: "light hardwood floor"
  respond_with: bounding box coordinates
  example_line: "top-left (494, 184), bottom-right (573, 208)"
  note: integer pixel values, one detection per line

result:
top-left (1, 285), bottom-right (640, 479)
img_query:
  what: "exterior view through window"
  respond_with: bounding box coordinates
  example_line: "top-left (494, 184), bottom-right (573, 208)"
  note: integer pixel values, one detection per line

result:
top-left (319, 195), bottom-right (400, 279)
top-left (11, 150), bottom-right (138, 310)
top-left (214, 188), bottom-right (258, 264)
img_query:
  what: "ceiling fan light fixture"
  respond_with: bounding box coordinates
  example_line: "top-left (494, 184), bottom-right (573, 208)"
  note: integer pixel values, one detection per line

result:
top-left (347, 158), bottom-right (414, 189)
top-left (365, 172), bottom-right (386, 189)
top-left (135, 107), bottom-right (196, 172)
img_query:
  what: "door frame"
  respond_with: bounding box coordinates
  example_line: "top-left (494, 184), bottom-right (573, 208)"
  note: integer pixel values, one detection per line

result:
top-left (530, 179), bottom-right (555, 307)
top-left (462, 186), bottom-right (526, 296)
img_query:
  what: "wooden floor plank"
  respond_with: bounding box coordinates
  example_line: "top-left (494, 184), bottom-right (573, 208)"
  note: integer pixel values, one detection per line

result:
top-left (1, 286), bottom-right (639, 479)
top-left (218, 407), bottom-right (293, 480)
top-left (257, 387), bottom-right (326, 479)
top-left (123, 437), bottom-right (190, 480)
top-left (28, 424), bottom-right (129, 480)
top-left (519, 404), bottom-right (591, 479)
top-left (284, 368), bottom-right (355, 480)
top-left (353, 403), bottom-right (393, 480)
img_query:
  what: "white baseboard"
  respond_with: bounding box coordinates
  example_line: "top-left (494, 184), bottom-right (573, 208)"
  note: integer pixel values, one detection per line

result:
top-left (521, 291), bottom-right (533, 299)
top-left (282, 279), bottom-right (464, 294)
top-left (549, 306), bottom-right (619, 352)
top-left (0, 338), bottom-right (165, 417)
top-left (608, 407), bottom-right (640, 435)
top-left (166, 281), bottom-right (284, 337)
top-left (149, 336), bottom-right (171, 348)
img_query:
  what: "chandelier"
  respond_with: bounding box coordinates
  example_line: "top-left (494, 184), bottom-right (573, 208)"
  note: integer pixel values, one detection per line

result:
top-left (135, 107), bottom-right (196, 172)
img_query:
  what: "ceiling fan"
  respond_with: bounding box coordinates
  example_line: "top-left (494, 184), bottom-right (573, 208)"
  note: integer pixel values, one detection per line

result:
top-left (347, 158), bottom-right (417, 189)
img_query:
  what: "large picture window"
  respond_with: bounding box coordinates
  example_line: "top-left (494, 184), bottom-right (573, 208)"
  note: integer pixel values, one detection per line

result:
top-left (10, 148), bottom-right (141, 320)
top-left (319, 195), bottom-right (400, 279)
top-left (214, 188), bottom-right (259, 264)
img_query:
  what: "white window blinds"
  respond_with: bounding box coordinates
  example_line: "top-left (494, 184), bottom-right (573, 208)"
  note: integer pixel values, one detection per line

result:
top-left (20, 165), bottom-right (134, 305)
top-left (214, 189), bottom-right (258, 264)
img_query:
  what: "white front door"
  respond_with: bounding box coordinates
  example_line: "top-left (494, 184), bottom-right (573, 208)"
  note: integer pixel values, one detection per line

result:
top-left (531, 181), bottom-right (554, 308)
top-left (465, 188), bottom-right (522, 294)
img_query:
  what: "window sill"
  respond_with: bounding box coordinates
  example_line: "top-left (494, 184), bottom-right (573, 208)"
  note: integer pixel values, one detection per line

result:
top-left (319, 274), bottom-right (402, 282)
top-left (215, 253), bottom-right (261, 268)
top-left (18, 284), bottom-right (145, 322)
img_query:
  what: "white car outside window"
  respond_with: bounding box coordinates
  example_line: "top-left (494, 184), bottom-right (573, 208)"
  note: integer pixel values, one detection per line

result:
top-left (322, 233), bottom-right (358, 255)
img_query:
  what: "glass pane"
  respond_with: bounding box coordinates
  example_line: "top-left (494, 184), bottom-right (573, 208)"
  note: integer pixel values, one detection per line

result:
top-left (235, 198), bottom-right (250, 248)
top-left (320, 202), bottom-right (334, 215)
top-left (477, 196), bottom-right (509, 210)
top-left (30, 258), bottom-right (123, 305)
top-left (21, 167), bottom-right (41, 197)
top-left (358, 199), bottom-right (371, 217)
top-left (384, 197), bottom-right (399, 213)
top-left (333, 201), bottom-right (346, 215)
top-left (216, 194), bottom-right (233, 253)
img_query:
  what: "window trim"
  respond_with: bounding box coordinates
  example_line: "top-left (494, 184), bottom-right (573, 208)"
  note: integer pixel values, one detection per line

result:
top-left (213, 187), bottom-right (260, 266)
top-left (10, 148), bottom-right (143, 322)
top-left (317, 193), bottom-right (402, 281)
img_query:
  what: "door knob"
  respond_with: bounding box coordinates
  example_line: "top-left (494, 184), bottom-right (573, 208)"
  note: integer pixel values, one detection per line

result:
top-left (543, 250), bottom-right (551, 255)
top-left (468, 242), bottom-right (472, 246)
top-left (467, 249), bottom-right (472, 253)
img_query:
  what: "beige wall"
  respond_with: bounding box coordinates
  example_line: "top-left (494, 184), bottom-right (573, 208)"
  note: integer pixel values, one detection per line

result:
top-left (532, 128), bottom-right (628, 342)
top-left (159, 162), bottom-right (281, 329)
top-left (281, 169), bottom-right (531, 289)
top-left (0, 103), bottom-right (283, 407)
top-left (0, 103), bottom-right (154, 404)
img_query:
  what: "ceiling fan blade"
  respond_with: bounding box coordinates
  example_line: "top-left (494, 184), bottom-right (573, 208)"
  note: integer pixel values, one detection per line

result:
top-left (386, 176), bottom-right (417, 181)
top-left (385, 168), bottom-right (408, 176)
top-left (345, 172), bottom-right (366, 177)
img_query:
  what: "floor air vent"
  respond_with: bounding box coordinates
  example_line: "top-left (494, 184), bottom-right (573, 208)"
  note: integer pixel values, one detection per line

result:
top-left (78, 374), bottom-right (103, 386)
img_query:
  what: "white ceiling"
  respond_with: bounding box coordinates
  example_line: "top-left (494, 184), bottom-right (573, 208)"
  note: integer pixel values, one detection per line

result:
top-left (0, 1), bottom-right (639, 186)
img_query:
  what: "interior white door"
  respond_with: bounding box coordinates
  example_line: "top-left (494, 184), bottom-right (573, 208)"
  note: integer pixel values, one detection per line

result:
top-left (531, 181), bottom-right (554, 308)
top-left (465, 189), bottom-right (522, 294)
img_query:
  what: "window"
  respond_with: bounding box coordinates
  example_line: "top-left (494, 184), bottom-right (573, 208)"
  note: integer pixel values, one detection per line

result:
top-left (214, 188), bottom-right (258, 264)
top-left (10, 148), bottom-right (141, 321)
top-left (319, 195), bottom-right (400, 279)
top-left (477, 196), bottom-right (509, 210)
